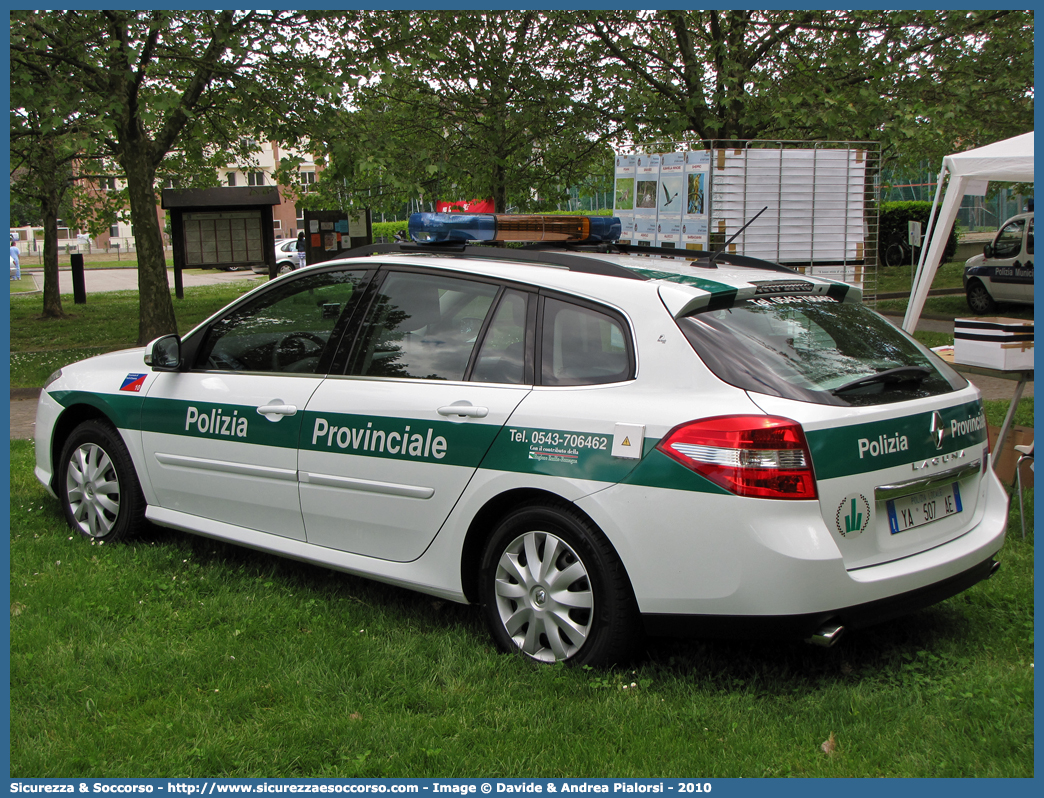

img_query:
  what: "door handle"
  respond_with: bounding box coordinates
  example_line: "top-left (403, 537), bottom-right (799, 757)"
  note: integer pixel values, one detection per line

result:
top-left (438, 402), bottom-right (489, 419)
top-left (257, 402), bottom-right (298, 419)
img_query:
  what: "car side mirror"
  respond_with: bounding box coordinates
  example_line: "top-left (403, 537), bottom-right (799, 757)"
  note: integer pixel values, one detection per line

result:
top-left (983, 243), bottom-right (993, 259)
top-left (145, 334), bottom-right (182, 371)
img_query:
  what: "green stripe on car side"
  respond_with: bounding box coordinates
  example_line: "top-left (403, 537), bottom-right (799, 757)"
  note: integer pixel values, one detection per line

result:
top-left (619, 444), bottom-right (733, 495)
top-left (298, 410), bottom-right (499, 468)
top-left (50, 390), bottom-right (146, 430)
top-left (806, 399), bottom-right (988, 480)
top-left (480, 426), bottom-right (639, 482)
top-left (140, 397), bottom-right (303, 449)
top-left (54, 390), bottom-right (988, 492)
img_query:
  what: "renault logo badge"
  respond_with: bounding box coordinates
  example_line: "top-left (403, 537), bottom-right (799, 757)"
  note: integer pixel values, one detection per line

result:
top-left (930, 411), bottom-right (945, 450)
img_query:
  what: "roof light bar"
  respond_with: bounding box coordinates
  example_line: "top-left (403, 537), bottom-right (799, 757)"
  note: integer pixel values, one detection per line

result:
top-left (408, 213), bottom-right (622, 244)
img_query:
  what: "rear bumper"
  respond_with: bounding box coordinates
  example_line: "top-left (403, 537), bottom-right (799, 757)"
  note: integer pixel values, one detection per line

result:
top-left (641, 555), bottom-right (999, 640)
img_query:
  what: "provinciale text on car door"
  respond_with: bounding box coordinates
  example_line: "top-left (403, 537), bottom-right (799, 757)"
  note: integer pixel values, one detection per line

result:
top-left (299, 269), bottom-right (532, 561)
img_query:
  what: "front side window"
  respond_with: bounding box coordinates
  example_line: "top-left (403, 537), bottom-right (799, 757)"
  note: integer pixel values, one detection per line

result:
top-left (540, 298), bottom-right (632, 386)
top-left (195, 269), bottom-right (368, 373)
top-left (678, 296), bottom-right (965, 406)
top-left (348, 271), bottom-right (499, 381)
top-left (993, 219), bottom-right (1026, 259)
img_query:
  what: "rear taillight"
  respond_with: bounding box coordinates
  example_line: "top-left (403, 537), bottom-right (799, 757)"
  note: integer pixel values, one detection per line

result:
top-left (656, 415), bottom-right (818, 499)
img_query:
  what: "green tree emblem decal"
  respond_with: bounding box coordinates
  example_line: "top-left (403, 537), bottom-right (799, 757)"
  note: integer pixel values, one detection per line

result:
top-left (836, 494), bottom-right (871, 537)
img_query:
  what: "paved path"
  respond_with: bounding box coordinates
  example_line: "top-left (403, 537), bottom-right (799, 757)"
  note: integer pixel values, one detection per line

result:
top-left (17, 266), bottom-right (265, 295)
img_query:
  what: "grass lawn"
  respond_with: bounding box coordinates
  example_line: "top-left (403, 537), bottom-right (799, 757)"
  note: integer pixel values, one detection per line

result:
top-left (9, 275), bottom-right (38, 292)
top-left (8, 441), bottom-right (1034, 778)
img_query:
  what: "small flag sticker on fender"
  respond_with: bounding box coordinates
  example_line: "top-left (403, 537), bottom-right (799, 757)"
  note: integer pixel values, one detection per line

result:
top-left (120, 373), bottom-right (148, 392)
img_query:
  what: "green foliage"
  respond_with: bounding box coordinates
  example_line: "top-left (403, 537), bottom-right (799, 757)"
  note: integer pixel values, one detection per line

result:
top-left (9, 10), bottom-right (345, 343)
top-left (879, 201), bottom-right (959, 262)
top-left (312, 12), bottom-right (620, 215)
top-left (568, 10), bottom-right (1033, 169)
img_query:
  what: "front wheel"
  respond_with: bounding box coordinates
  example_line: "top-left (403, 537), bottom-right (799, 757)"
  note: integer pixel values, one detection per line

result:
top-left (479, 501), bottom-right (640, 666)
top-left (58, 420), bottom-right (146, 542)
top-left (966, 280), bottom-right (997, 314)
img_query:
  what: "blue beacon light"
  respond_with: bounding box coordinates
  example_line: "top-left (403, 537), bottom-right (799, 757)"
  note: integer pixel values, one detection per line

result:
top-left (408, 213), bottom-right (622, 244)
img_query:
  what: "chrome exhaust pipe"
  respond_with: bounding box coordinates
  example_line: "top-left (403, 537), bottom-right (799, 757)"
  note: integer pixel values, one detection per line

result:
top-left (989, 560), bottom-right (1001, 577)
top-left (806, 622), bottom-right (845, 648)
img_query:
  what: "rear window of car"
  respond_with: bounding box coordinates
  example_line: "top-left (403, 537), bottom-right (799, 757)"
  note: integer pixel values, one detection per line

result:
top-left (677, 295), bottom-right (966, 406)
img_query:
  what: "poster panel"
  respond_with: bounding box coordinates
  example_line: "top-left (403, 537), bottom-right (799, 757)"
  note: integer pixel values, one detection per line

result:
top-left (633, 154), bottom-right (660, 217)
top-left (656, 152), bottom-right (685, 247)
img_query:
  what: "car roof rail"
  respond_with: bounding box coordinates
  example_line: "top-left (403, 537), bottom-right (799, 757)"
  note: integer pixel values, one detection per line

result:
top-left (340, 242), bottom-right (648, 281)
top-left (342, 239), bottom-right (801, 279)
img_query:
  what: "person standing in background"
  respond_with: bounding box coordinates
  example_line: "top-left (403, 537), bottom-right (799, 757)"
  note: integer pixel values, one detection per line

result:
top-left (296, 231), bottom-right (306, 269)
top-left (10, 234), bottom-right (21, 280)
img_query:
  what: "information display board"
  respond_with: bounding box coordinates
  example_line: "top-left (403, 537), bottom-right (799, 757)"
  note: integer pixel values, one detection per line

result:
top-left (612, 142), bottom-right (879, 290)
top-left (182, 211), bottom-right (265, 267)
top-left (303, 209), bottom-right (373, 266)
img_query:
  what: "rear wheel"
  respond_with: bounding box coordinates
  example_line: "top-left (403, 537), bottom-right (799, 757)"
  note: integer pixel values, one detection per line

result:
top-left (966, 279), bottom-right (997, 314)
top-left (58, 420), bottom-right (146, 542)
top-left (479, 501), bottom-right (640, 666)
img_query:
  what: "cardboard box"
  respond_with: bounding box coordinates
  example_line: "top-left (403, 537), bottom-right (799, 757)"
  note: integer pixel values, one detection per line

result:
top-left (987, 424), bottom-right (1034, 487)
top-left (954, 317), bottom-right (1034, 371)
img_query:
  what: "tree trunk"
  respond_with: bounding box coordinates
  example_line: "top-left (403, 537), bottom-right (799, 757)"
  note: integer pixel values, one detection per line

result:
top-left (122, 147), bottom-right (178, 345)
top-left (40, 192), bottom-right (64, 319)
top-left (493, 160), bottom-right (508, 214)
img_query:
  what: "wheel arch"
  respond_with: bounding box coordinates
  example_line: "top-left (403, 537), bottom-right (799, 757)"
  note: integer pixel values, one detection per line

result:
top-left (48, 403), bottom-right (123, 494)
top-left (458, 487), bottom-right (621, 605)
top-left (965, 277), bottom-right (997, 313)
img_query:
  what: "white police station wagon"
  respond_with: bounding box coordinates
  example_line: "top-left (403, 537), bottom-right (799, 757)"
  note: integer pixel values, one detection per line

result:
top-left (35, 213), bottom-right (1008, 665)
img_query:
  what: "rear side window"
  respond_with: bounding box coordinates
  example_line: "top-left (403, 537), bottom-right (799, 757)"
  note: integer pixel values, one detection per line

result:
top-left (678, 296), bottom-right (965, 406)
top-left (540, 297), bottom-right (632, 386)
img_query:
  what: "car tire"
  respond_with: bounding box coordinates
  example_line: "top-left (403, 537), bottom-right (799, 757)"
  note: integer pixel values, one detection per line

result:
top-left (225, 265), bottom-right (244, 272)
top-left (966, 279), bottom-right (997, 315)
top-left (58, 420), bottom-right (146, 542)
top-left (478, 501), bottom-right (641, 666)
top-left (278, 262), bottom-right (295, 274)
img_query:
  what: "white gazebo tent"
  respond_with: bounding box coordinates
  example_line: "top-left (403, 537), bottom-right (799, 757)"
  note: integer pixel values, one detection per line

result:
top-left (902, 131), bottom-right (1034, 332)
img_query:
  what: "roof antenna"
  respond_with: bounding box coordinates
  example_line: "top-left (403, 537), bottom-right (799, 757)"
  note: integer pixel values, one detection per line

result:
top-left (706, 206), bottom-right (769, 268)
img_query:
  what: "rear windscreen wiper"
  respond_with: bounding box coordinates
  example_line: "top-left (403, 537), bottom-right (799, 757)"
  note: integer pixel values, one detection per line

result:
top-left (831, 366), bottom-right (931, 396)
